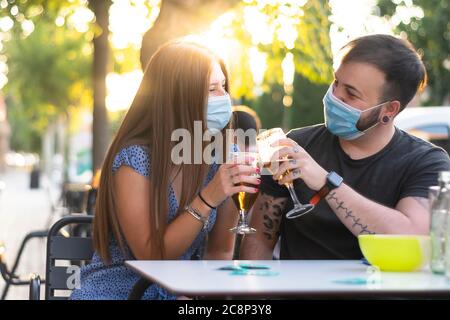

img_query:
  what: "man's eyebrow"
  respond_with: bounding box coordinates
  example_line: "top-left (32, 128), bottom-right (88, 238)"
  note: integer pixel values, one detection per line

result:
top-left (335, 74), bottom-right (363, 96)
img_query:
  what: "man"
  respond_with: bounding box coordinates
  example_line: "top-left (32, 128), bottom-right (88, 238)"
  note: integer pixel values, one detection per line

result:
top-left (241, 34), bottom-right (450, 260)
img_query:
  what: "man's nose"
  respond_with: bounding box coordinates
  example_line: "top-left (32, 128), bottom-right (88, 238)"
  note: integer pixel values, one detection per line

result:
top-left (333, 85), bottom-right (347, 103)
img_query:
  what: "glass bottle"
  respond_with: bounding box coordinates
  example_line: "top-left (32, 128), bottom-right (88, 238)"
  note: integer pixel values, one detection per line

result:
top-left (430, 171), bottom-right (450, 274)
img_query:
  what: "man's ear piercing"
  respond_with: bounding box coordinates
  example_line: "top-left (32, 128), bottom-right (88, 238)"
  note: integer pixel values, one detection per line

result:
top-left (382, 116), bottom-right (390, 123)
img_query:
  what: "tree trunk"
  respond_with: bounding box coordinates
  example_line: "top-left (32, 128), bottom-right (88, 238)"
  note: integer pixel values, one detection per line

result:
top-left (42, 124), bottom-right (56, 179)
top-left (0, 96), bottom-right (10, 172)
top-left (140, 0), bottom-right (241, 69)
top-left (89, 0), bottom-right (111, 173)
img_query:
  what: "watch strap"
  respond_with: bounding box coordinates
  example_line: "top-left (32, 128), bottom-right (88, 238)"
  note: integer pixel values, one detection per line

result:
top-left (309, 185), bottom-right (330, 205)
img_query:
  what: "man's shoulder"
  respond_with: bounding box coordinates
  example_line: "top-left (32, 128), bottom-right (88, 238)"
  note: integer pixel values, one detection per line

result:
top-left (396, 128), bottom-right (448, 155)
top-left (395, 128), bottom-right (450, 168)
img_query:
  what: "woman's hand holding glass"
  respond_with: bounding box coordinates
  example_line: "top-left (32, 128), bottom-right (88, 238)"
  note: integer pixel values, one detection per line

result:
top-left (227, 152), bottom-right (261, 234)
top-left (200, 158), bottom-right (261, 210)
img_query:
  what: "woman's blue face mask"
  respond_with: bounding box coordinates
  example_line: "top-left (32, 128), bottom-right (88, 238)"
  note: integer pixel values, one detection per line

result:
top-left (207, 93), bottom-right (232, 131)
top-left (323, 84), bottom-right (389, 140)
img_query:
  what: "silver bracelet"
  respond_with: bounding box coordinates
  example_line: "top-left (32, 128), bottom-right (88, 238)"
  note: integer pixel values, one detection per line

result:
top-left (184, 205), bottom-right (209, 231)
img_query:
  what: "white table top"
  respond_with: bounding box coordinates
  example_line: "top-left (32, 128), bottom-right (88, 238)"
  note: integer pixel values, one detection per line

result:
top-left (125, 260), bottom-right (450, 298)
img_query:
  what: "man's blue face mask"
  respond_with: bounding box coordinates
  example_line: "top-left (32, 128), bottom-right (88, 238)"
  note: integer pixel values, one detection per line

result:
top-left (323, 84), bottom-right (389, 140)
top-left (207, 93), bottom-right (232, 130)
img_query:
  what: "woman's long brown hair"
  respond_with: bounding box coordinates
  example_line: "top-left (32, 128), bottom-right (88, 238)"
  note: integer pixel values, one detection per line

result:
top-left (93, 41), bottom-right (230, 263)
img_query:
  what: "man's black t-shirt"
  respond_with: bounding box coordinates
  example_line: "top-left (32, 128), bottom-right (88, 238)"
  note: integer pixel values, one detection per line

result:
top-left (261, 124), bottom-right (450, 260)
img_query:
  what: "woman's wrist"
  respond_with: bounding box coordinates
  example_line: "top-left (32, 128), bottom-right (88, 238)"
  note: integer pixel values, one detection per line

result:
top-left (200, 186), bottom-right (223, 209)
top-left (184, 202), bottom-right (210, 231)
top-left (198, 190), bottom-right (216, 210)
top-left (190, 196), bottom-right (212, 218)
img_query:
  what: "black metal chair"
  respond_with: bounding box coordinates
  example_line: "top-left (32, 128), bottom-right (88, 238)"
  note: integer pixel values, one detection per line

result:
top-left (28, 215), bottom-right (153, 300)
top-left (127, 277), bottom-right (154, 300)
top-left (29, 215), bottom-right (94, 300)
top-left (1, 179), bottom-right (96, 300)
top-left (1, 230), bottom-right (48, 300)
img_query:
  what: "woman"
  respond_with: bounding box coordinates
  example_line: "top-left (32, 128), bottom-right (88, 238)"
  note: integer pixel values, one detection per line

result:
top-left (70, 40), bottom-right (260, 300)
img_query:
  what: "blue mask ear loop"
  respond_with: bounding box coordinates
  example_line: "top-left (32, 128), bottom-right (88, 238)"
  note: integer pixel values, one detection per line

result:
top-left (330, 86), bottom-right (390, 114)
top-left (357, 101), bottom-right (391, 133)
top-left (360, 100), bottom-right (391, 113)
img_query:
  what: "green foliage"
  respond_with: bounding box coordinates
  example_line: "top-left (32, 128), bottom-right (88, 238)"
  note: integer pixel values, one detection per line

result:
top-left (0, 0), bottom-right (70, 21)
top-left (248, 85), bottom-right (284, 130)
top-left (251, 73), bottom-right (329, 130)
top-left (377, 0), bottom-right (450, 105)
top-left (290, 73), bottom-right (328, 128)
top-left (113, 46), bottom-right (143, 74)
top-left (1, 0), bottom-right (92, 151)
top-left (236, 0), bottom-right (333, 129)
top-left (2, 0), bottom-right (334, 153)
top-left (228, 0), bottom-right (332, 98)
top-left (293, 0), bottom-right (333, 84)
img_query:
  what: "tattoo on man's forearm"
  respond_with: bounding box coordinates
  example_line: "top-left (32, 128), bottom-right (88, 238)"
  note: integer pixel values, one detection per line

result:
top-left (326, 192), bottom-right (375, 235)
top-left (259, 191), bottom-right (286, 240)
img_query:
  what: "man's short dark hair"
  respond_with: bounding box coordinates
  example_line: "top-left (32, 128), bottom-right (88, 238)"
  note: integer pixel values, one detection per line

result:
top-left (340, 34), bottom-right (427, 111)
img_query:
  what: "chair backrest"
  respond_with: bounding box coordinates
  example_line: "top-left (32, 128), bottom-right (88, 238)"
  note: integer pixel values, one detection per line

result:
top-left (45, 215), bottom-right (94, 300)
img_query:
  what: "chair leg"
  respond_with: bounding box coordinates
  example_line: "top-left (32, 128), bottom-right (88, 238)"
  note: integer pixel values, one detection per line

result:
top-left (9, 230), bottom-right (48, 275)
top-left (0, 261), bottom-right (12, 300)
top-left (1, 280), bottom-right (10, 300)
top-left (29, 274), bottom-right (41, 300)
top-left (128, 277), bottom-right (153, 300)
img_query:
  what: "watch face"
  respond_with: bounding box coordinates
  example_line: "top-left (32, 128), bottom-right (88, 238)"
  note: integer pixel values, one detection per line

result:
top-left (327, 171), bottom-right (343, 188)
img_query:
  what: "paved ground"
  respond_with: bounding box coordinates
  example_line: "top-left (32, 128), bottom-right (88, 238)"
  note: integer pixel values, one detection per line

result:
top-left (0, 167), bottom-right (62, 300)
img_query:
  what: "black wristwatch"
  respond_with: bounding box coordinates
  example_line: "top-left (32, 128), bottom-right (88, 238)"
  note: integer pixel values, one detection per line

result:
top-left (310, 171), bottom-right (343, 205)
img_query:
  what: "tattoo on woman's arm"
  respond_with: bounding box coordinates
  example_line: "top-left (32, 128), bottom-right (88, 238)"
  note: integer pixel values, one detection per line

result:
top-left (259, 191), bottom-right (287, 241)
top-left (326, 192), bottom-right (375, 235)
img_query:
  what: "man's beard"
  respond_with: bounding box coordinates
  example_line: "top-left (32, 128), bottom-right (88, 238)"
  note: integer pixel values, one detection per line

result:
top-left (356, 108), bottom-right (381, 131)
